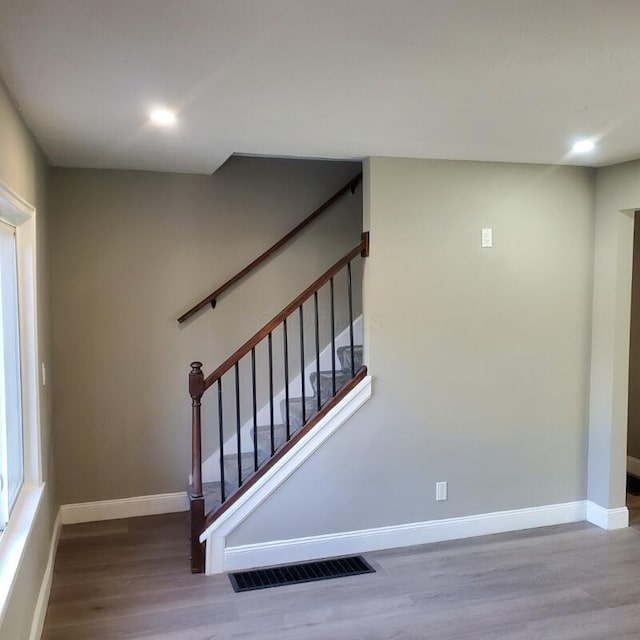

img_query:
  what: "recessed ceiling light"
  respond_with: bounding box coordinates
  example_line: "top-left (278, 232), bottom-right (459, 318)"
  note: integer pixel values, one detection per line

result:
top-left (571, 139), bottom-right (595, 154)
top-left (150, 108), bottom-right (176, 126)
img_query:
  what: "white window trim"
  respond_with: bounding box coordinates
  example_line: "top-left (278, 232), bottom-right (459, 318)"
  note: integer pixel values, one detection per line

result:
top-left (0, 485), bottom-right (44, 625)
top-left (0, 179), bottom-right (44, 626)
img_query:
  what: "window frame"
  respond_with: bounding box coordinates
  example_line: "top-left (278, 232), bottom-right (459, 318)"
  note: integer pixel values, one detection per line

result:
top-left (0, 218), bottom-right (25, 525)
top-left (0, 182), bottom-right (42, 490)
top-left (0, 179), bottom-right (43, 625)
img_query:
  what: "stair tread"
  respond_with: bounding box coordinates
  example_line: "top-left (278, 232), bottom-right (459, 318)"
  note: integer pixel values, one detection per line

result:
top-left (287, 397), bottom-right (321, 414)
top-left (256, 424), bottom-right (289, 443)
top-left (310, 370), bottom-right (352, 385)
top-left (222, 449), bottom-right (271, 491)
top-left (202, 481), bottom-right (222, 513)
top-left (256, 422), bottom-right (301, 441)
top-left (311, 369), bottom-right (353, 377)
top-left (286, 396), bottom-right (318, 405)
top-left (336, 344), bottom-right (363, 374)
top-left (225, 450), bottom-right (260, 460)
top-left (223, 450), bottom-right (268, 466)
top-left (255, 423), bottom-right (286, 432)
top-left (203, 480), bottom-right (221, 493)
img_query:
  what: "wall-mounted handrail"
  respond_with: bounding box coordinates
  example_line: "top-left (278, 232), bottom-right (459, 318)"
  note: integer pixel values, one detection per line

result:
top-left (177, 172), bottom-right (362, 324)
top-left (202, 232), bottom-right (369, 391)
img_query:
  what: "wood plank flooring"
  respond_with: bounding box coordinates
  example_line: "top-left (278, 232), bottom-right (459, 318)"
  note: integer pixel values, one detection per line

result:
top-left (40, 499), bottom-right (640, 640)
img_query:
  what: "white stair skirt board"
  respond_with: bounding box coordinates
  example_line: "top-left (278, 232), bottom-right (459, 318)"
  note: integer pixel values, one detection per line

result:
top-left (627, 455), bottom-right (640, 478)
top-left (200, 316), bottom-right (363, 483)
top-left (201, 375), bottom-right (373, 574)
top-left (220, 500), bottom-right (626, 574)
top-left (60, 492), bottom-right (189, 525)
top-left (585, 501), bottom-right (629, 530)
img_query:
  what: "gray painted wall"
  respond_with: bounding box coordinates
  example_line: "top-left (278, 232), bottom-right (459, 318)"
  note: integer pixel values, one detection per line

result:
top-left (229, 157), bottom-right (595, 546)
top-left (49, 157), bottom-right (362, 505)
top-left (0, 79), bottom-right (54, 640)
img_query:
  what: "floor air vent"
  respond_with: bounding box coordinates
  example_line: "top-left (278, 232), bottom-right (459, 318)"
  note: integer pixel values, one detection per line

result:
top-left (229, 555), bottom-right (375, 592)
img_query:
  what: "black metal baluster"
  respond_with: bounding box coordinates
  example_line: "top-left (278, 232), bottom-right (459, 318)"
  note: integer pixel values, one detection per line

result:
top-left (235, 362), bottom-right (242, 487)
top-left (347, 261), bottom-right (355, 377)
top-left (218, 379), bottom-right (225, 503)
top-left (268, 332), bottom-right (275, 455)
top-left (299, 305), bottom-right (306, 423)
top-left (251, 347), bottom-right (257, 471)
top-left (330, 276), bottom-right (336, 395)
top-left (314, 291), bottom-right (321, 410)
top-left (283, 318), bottom-right (290, 440)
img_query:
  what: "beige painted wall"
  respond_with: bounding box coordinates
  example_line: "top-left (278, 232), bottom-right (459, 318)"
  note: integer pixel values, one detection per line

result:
top-left (49, 157), bottom-right (362, 505)
top-left (0, 80), bottom-right (53, 640)
top-left (229, 157), bottom-right (595, 545)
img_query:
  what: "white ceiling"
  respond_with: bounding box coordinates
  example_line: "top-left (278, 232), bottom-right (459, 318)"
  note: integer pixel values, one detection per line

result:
top-left (1, 0), bottom-right (640, 174)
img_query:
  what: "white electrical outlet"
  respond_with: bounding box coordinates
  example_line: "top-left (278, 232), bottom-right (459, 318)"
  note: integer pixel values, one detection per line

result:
top-left (435, 481), bottom-right (448, 501)
top-left (481, 228), bottom-right (493, 248)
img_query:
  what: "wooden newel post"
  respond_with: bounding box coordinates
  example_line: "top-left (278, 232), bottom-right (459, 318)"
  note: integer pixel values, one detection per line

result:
top-left (189, 361), bottom-right (204, 497)
top-left (189, 361), bottom-right (206, 573)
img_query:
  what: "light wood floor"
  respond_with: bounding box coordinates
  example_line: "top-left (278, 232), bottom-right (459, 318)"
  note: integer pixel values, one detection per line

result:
top-left (41, 498), bottom-right (640, 640)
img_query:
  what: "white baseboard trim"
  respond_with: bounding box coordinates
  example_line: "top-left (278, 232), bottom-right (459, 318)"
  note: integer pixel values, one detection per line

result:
top-left (628, 456), bottom-right (640, 478)
top-left (223, 500), bottom-right (588, 573)
top-left (60, 492), bottom-right (189, 525)
top-left (28, 510), bottom-right (61, 640)
top-left (585, 501), bottom-right (629, 530)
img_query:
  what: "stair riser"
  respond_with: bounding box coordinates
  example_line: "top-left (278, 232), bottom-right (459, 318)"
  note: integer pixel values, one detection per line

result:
top-left (256, 427), bottom-right (288, 454)
top-left (310, 371), bottom-right (351, 403)
top-left (222, 451), bottom-right (268, 493)
top-left (337, 346), bottom-right (363, 373)
top-left (279, 396), bottom-right (317, 430)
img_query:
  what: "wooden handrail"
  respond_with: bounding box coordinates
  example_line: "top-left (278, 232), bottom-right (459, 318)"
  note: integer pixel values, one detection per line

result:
top-left (177, 172), bottom-right (362, 324)
top-left (203, 232), bottom-right (369, 391)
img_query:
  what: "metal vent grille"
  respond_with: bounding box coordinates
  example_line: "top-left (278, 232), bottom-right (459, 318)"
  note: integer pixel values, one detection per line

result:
top-left (229, 555), bottom-right (375, 592)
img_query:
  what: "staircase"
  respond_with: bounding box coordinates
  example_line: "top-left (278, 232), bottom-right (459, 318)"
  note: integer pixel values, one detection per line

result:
top-left (200, 344), bottom-right (363, 515)
top-left (181, 174), bottom-right (370, 573)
